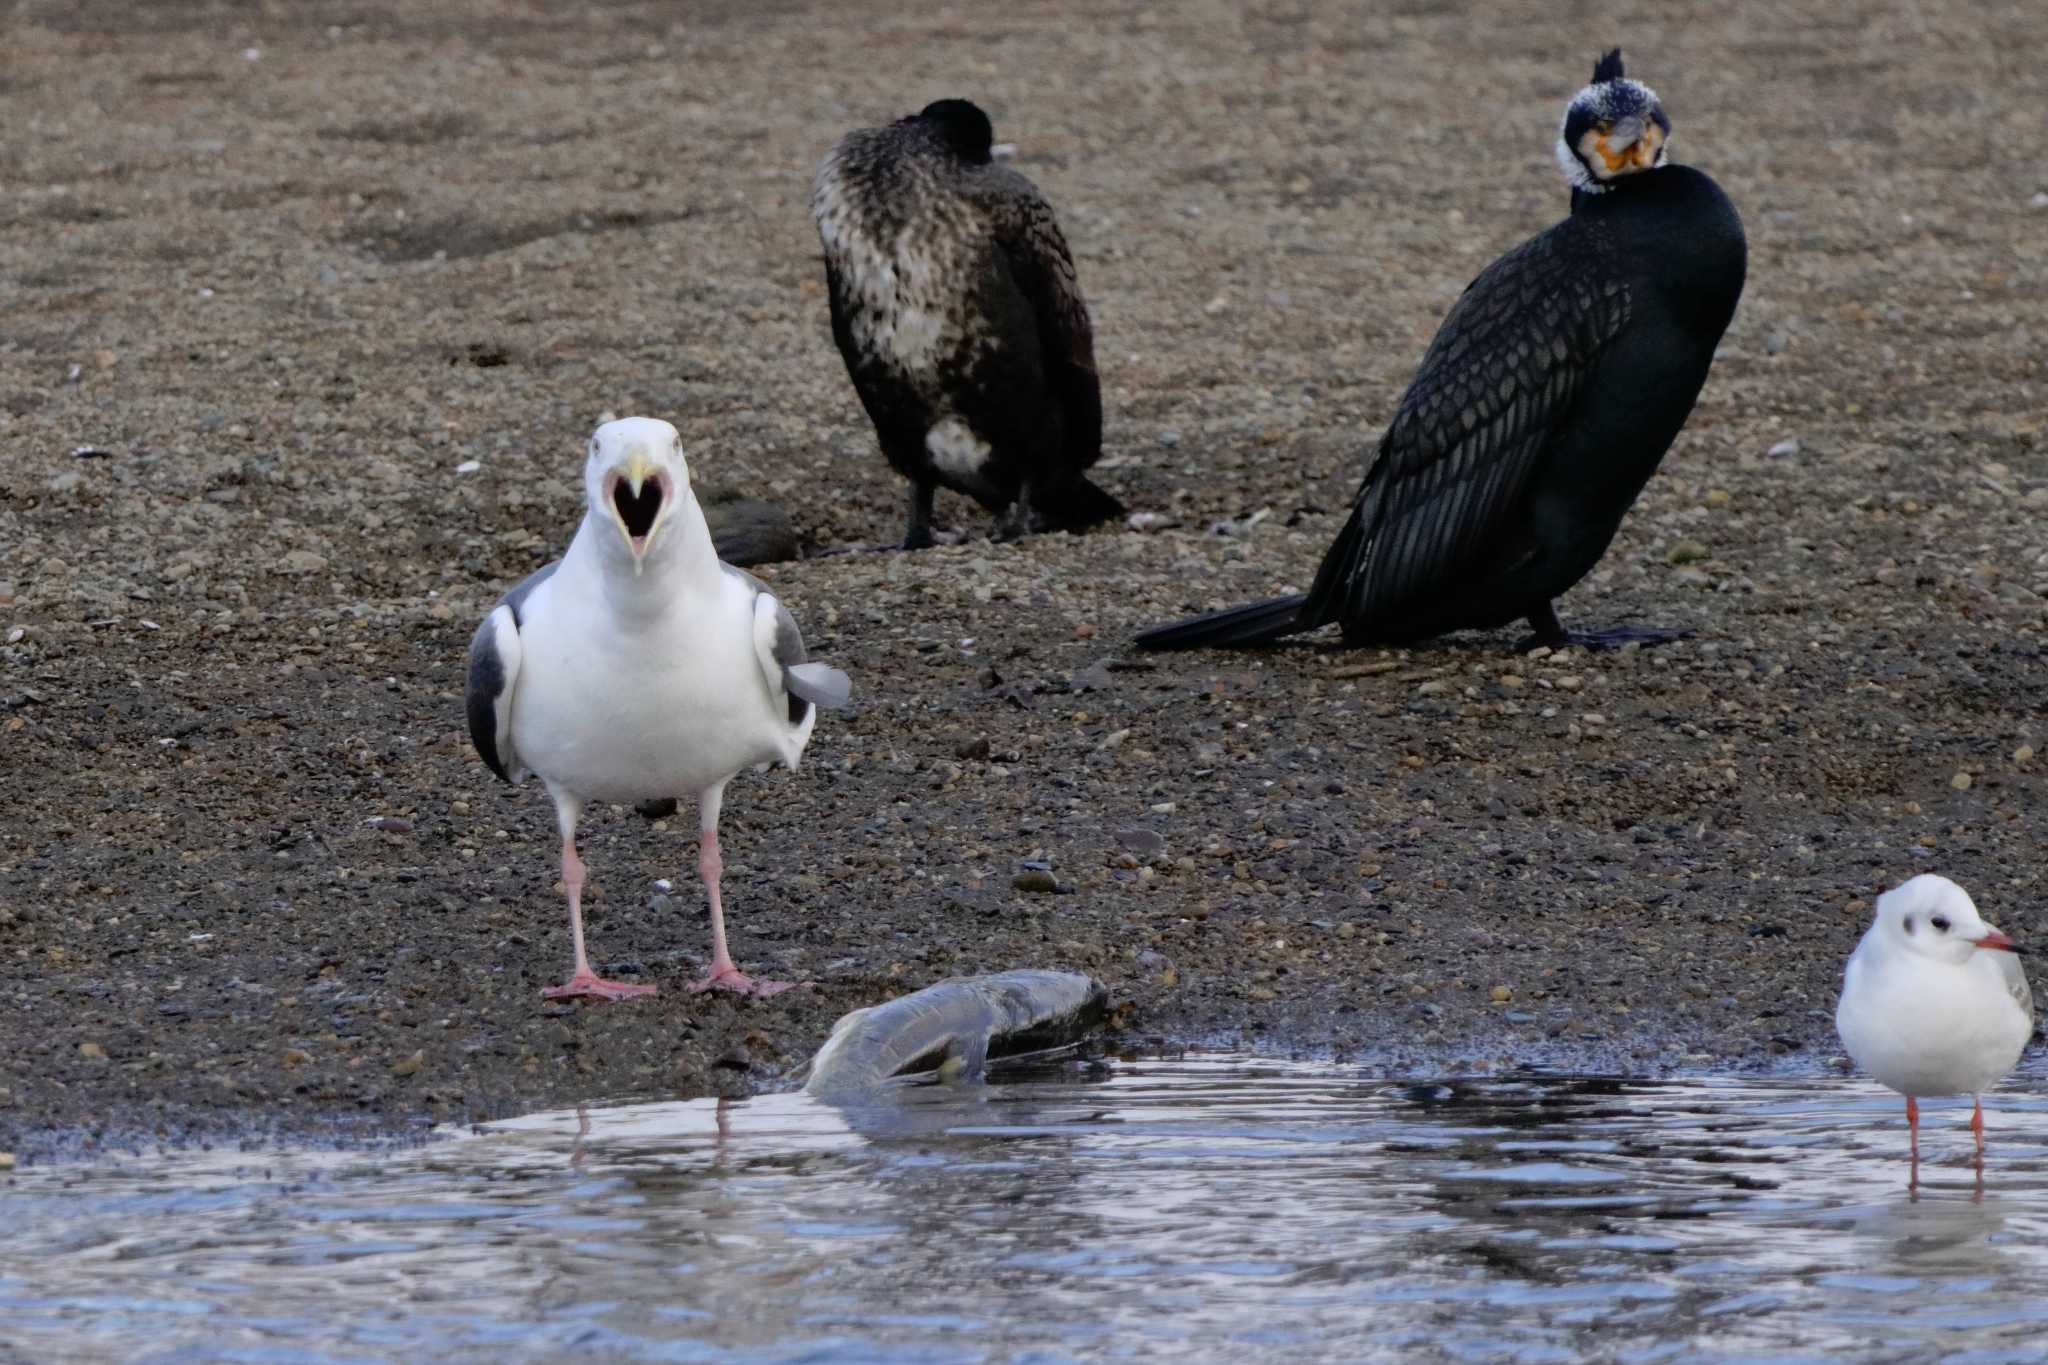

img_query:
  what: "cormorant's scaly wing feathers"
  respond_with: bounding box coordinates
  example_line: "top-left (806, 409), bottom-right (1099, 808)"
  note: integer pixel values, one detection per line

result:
top-left (986, 173), bottom-right (1102, 469)
top-left (1303, 222), bottom-right (1632, 631)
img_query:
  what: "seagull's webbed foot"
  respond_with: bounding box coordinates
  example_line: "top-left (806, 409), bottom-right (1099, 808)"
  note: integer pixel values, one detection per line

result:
top-left (1518, 604), bottom-right (1692, 653)
top-left (686, 965), bottom-right (798, 998)
top-left (543, 971), bottom-right (658, 1002)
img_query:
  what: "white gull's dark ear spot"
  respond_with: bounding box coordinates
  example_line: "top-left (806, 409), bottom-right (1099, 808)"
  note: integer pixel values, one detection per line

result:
top-left (1903, 916), bottom-right (1916, 935)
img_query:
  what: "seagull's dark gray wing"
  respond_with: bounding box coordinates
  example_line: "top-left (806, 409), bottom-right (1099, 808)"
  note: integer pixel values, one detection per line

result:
top-left (1304, 219), bottom-right (1631, 627)
top-left (464, 562), bottom-right (556, 782)
top-left (986, 170), bottom-right (1101, 466)
top-left (727, 565), bottom-right (852, 721)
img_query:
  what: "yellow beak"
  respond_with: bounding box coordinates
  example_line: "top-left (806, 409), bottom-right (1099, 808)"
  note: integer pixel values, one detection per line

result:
top-left (616, 446), bottom-right (662, 573)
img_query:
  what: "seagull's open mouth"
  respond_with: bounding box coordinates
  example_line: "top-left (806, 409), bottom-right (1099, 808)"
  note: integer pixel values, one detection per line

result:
top-left (614, 480), bottom-right (663, 544)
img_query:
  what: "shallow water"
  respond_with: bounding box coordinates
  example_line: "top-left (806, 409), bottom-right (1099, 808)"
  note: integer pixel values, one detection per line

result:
top-left (4, 1056), bottom-right (2048, 1363)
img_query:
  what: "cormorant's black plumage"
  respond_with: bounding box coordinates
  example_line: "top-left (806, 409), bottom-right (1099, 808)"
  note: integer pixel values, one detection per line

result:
top-left (1138, 53), bottom-right (1744, 653)
top-left (813, 99), bottom-right (1121, 548)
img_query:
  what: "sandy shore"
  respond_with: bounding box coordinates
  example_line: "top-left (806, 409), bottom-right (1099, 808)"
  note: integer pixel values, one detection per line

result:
top-left (2, 0), bottom-right (2043, 1161)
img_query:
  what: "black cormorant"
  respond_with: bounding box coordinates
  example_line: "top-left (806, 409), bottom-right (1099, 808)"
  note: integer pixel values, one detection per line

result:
top-left (1137, 50), bottom-right (1746, 652)
top-left (812, 99), bottom-right (1122, 550)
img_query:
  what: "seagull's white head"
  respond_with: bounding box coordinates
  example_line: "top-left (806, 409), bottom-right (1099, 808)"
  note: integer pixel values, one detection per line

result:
top-left (1870, 874), bottom-right (2020, 966)
top-left (583, 417), bottom-right (692, 575)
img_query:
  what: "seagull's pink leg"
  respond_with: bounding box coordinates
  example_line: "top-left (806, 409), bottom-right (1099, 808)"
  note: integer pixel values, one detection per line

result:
top-left (685, 785), bottom-right (794, 998)
top-left (541, 790), bottom-right (655, 1002)
top-left (1904, 1095), bottom-right (1921, 1193)
top-left (1971, 1096), bottom-right (1986, 1154)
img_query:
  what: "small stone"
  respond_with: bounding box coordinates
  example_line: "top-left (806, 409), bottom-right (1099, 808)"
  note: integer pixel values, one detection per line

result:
top-left (278, 550), bottom-right (327, 575)
top-left (1246, 986), bottom-right (1276, 1003)
top-left (1704, 489), bottom-right (1731, 508)
top-left (1767, 439), bottom-right (1800, 458)
top-left (1149, 802), bottom-right (1176, 814)
top-left (281, 1048), bottom-right (312, 1068)
top-left (78, 1042), bottom-right (107, 1060)
top-left (5, 627), bottom-right (23, 644)
top-left (1667, 540), bottom-right (1710, 565)
top-left (1116, 828), bottom-right (1167, 855)
top-left (2015, 745), bottom-right (2034, 764)
top-left (1490, 985), bottom-right (1513, 1003)
top-left (1336, 923), bottom-right (1357, 940)
top-left (1903, 801), bottom-right (1922, 815)
top-left (1845, 898), bottom-right (1869, 915)
top-left (1764, 332), bottom-right (1788, 355)
top-left (1950, 771), bottom-right (1973, 791)
top-left (701, 490), bottom-right (800, 567)
top-left (0, 1152), bottom-right (13, 1170)
top-left (390, 1050), bottom-right (425, 1077)
top-left (1012, 869), bottom-right (1060, 894)
top-left (714, 1044), bottom-right (753, 1072)
top-left (1074, 623), bottom-right (1097, 639)
top-left (364, 815), bottom-right (413, 833)
top-left (454, 460), bottom-right (482, 474)
top-left (46, 471), bottom-right (84, 494)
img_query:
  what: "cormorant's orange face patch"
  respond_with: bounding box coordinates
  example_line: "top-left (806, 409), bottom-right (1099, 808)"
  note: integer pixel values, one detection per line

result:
top-left (1582, 122), bottom-right (1664, 178)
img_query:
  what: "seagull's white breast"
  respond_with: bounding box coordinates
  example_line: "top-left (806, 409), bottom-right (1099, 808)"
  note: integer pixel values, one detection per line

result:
top-left (507, 559), bottom-right (804, 803)
top-left (1836, 932), bottom-right (2032, 1097)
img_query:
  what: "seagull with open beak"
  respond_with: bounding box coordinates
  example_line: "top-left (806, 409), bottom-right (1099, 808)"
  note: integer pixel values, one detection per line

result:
top-left (1836, 874), bottom-right (2034, 1162)
top-left (465, 416), bottom-right (852, 999)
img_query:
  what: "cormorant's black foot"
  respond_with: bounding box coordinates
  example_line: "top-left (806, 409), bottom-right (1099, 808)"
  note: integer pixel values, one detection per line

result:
top-left (1517, 623), bottom-right (1694, 652)
top-left (899, 526), bottom-right (965, 551)
top-left (993, 502), bottom-right (1043, 542)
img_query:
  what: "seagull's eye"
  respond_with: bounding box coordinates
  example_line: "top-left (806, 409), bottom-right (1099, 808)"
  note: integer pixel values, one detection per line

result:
top-left (1903, 916), bottom-right (1915, 935)
top-left (1932, 915), bottom-right (1951, 933)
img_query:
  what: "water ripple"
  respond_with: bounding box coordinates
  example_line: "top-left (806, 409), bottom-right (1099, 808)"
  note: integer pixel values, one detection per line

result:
top-left (2, 1055), bottom-right (2046, 1363)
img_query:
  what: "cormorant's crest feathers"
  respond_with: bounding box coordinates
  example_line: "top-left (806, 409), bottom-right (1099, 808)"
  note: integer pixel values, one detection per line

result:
top-left (916, 98), bottom-right (995, 164)
top-left (1591, 49), bottom-right (1626, 84)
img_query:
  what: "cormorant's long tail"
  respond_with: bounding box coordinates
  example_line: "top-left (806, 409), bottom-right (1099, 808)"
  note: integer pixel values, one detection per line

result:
top-left (1134, 594), bottom-right (1311, 652)
top-left (1033, 475), bottom-right (1125, 531)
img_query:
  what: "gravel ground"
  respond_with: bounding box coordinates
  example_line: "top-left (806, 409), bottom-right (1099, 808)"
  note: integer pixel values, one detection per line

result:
top-left (3, 0), bottom-right (2044, 1163)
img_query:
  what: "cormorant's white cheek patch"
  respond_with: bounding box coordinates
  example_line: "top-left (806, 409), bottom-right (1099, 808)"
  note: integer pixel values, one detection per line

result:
top-left (925, 417), bottom-right (992, 481)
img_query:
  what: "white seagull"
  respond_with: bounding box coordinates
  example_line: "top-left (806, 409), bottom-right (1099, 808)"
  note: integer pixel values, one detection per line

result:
top-left (465, 417), bottom-right (851, 1000)
top-left (1836, 874), bottom-right (2033, 1153)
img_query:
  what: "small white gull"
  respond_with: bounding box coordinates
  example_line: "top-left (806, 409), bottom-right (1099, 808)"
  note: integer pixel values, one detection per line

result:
top-left (1836, 874), bottom-right (2033, 1153)
top-left (466, 417), bottom-right (850, 1000)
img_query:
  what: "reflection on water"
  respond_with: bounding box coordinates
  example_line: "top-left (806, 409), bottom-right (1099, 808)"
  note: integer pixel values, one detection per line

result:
top-left (3, 1056), bottom-right (2046, 1363)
